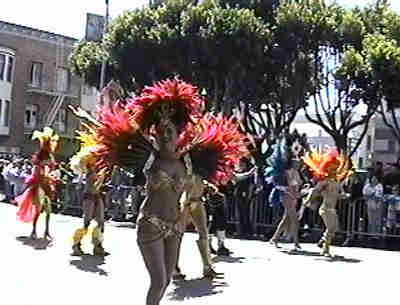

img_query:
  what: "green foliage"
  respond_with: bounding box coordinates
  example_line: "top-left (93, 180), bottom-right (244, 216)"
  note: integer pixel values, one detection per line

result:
top-left (363, 34), bottom-right (400, 107)
top-left (218, 0), bottom-right (280, 20)
top-left (335, 10), bottom-right (365, 50)
top-left (68, 41), bottom-right (111, 88)
top-left (381, 11), bottom-right (400, 43)
top-left (275, 0), bottom-right (339, 51)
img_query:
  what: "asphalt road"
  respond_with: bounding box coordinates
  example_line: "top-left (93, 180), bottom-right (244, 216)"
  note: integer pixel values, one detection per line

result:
top-left (0, 203), bottom-right (398, 305)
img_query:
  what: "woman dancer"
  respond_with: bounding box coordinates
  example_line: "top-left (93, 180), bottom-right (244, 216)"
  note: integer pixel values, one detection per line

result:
top-left (302, 148), bottom-right (352, 257)
top-left (266, 132), bottom-right (306, 251)
top-left (174, 114), bottom-right (250, 279)
top-left (71, 79), bottom-right (202, 305)
top-left (71, 79), bottom-right (250, 304)
top-left (15, 127), bottom-right (60, 239)
top-left (70, 146), bottom-right (108, 256)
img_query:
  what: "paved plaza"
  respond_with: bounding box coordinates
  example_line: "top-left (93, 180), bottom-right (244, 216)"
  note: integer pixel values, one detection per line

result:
top-left (0, 203), bottom-right (398, 305)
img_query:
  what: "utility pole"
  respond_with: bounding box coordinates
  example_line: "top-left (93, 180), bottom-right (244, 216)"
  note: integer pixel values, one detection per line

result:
top-left (99, 0), bottom-right (109, 91)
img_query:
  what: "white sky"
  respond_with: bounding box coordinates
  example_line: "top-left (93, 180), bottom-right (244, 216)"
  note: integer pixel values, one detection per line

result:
top-left (0, 0), bottom-right (148, 39)
top-left (0, 0), bottom-right (399, 39)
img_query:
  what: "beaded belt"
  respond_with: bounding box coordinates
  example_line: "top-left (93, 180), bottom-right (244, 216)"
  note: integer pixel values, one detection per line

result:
top-left (143, 215), bottom-right (181, 237)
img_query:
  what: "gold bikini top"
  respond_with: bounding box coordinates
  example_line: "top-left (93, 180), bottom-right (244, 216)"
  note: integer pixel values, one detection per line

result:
top-left (146, 169), bottom-right (185, 194)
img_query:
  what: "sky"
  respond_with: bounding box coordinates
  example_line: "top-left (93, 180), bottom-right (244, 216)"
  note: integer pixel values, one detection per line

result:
top-left (0, 0), bottom-right (399, 40)
top-left (0, 0), bottom-right (148, 39)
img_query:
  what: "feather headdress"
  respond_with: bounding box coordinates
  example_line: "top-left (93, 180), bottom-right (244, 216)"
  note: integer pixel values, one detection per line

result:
top-left (302, 148), bottom-right (353, 182)
top-left (125, 78), bottom-right (205, 133)
top-left (177, 113), bottom-right (251, 186)
top-left (31, 127), bottom-right (59, 162)
top-left (69, 103), bottom-right (152, 175)
top-left (264, 137), bottom-right (289, 187)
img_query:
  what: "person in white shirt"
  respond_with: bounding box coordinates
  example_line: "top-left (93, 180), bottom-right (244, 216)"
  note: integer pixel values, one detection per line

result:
top-left (363, 175), bottom-right (384, 235)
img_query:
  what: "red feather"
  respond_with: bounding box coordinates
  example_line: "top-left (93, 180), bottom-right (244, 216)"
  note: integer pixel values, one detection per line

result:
top-left (178, 113), bottom-right (251, 186)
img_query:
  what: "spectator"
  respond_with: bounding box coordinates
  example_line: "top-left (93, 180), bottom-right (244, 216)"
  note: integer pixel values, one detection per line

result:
top-left (363, 175), bottom-right (384, 235)
top-left (234, 160), bottom-right (256, 238)
top-left (385, 185), bottom-right (400, 234)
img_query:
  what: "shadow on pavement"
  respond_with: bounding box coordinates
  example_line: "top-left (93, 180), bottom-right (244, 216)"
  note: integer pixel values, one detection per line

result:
top-left (16, 236), bottom-right (53, 250)
top-left (69, 254), bottom-right (108, 276)
top-left (281, 248), bottom-right (362, 262)
top-left (314, 255), bottom-right (362, 263)
top-left (212, 255), bottom-right (245, 263)
top-left (168, 277), bottom-right (228, 300)
top-left (281, 249), bottom-right (322, 257)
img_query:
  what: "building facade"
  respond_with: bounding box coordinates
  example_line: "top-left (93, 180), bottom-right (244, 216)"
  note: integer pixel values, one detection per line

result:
top-left (0, 20), bottom-right (97, 159)
top-left (292, 113), bottom-right (400, 169)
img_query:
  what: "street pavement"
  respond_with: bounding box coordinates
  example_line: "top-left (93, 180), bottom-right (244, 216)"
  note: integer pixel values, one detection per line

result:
top-left (0, 203), bottom-right (398, 305)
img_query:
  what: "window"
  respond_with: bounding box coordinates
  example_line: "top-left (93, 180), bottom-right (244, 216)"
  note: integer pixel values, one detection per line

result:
top-left (25, 104), bottom-right (38, 129)
top-left (30, 62), bottom-right (43, 87)
top-left (0, 99), bottom-right (10, 127)
top-left (56, 67), bottom-right (70, 92)
top-left (0, 51), bottom-right (15, 83)
top-left (7, 57), bottom-right (14, 82)
top-left (0, 54), bottom-right (4, 80)
top-left (54, 108), bottom-right (66, 132)
top-left (388, 140), bottom-right (396, 153)
top-left (366, 135), bottom-right (371, 151)
top-left (3, 100), bottom-right (9, 127)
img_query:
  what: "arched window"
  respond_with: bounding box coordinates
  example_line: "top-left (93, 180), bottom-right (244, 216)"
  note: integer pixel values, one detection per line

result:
top-left (0, 47), bottom-right (15, 83)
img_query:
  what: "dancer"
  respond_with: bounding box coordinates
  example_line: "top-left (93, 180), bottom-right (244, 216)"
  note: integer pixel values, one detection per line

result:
top-left (70, 146), bottom-right (108, 256)
top-left (173, 175), bottom-right (221, 280)
top-left (15, 127), bottom-right (60, 239)
top-left (302, 148), bottom-right (352, 257)
top-left (266, 131), bottom-right (307, 251)
top-left (70, 79), bottom-right (250, 305)
top-left (175, 113), bottom-right (251, 279)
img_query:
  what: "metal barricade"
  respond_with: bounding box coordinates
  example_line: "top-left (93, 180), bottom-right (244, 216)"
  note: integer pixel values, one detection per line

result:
top-left (347, 196), bottom-right (400, 240)
top-left (226, 190), bottom-right (357, 242)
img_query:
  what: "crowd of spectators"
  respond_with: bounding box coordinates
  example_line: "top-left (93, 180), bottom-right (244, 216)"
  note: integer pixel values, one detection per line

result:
top-left (1, 154), bottom-right (400, 249)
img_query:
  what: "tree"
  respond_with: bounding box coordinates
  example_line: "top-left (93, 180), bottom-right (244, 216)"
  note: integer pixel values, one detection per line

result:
top-left (299, 1), bottom-right (382, 156)
top-left (331, 2), bottom-right (400, 155)
top-left (361, 31), bottom-right (400, 146)
top-left (68, 0), bottom-right (346, 162)
top-left (69, 0), bottom-right (275, 158)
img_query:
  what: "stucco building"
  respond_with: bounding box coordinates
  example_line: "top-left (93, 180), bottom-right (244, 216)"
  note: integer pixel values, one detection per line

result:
top-left (0, 20), bottom-right (97, 159)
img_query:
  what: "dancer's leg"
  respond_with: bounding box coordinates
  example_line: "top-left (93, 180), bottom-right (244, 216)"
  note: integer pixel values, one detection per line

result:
top-left (30, 211), bottom-right (40, 239)
top-left (93, 197), bottom-right (108, 255)
top-left (320, 211), bottom-right (337, 256)
top-left (270, 208), bottom-right (289, 246)
top-left (72, 198), bottom-right (94, 255)
top-left (161, 235), bottom-right (180, 298)
top-left (191, 202), bottom-right (219, 277)
top-left (285, 198), bottom-right (300, 247)
top-left (138, 238), bottom-right (168, 305)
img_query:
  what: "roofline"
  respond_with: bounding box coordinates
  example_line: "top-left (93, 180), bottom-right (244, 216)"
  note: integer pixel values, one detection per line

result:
top-left (0, 20), bottom-right (78, 44)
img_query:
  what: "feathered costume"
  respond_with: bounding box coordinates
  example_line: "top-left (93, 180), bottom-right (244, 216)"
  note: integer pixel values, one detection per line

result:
top-left (178, 113), bottom-right (251, 186)
top-left (303, 148), bottom-right (353, 182)
top-left (16, 127), bottom-right (60, 222)
top-left (264, 137), bottom-right (290, 206)
top-left (265, 132), bottom-right (306, 249)
top-left (69, 79), bottom-right (251, 260)
top-left (70, 78), bottom-right (251, 188)
top-left (264, 131), bottom-right (307, 206)
top-left (302, 147), bottom-right (353, 256)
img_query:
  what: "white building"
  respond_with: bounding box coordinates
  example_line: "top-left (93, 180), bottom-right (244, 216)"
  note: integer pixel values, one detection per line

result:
top-left (292, 113), bottom-right (400, 169)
